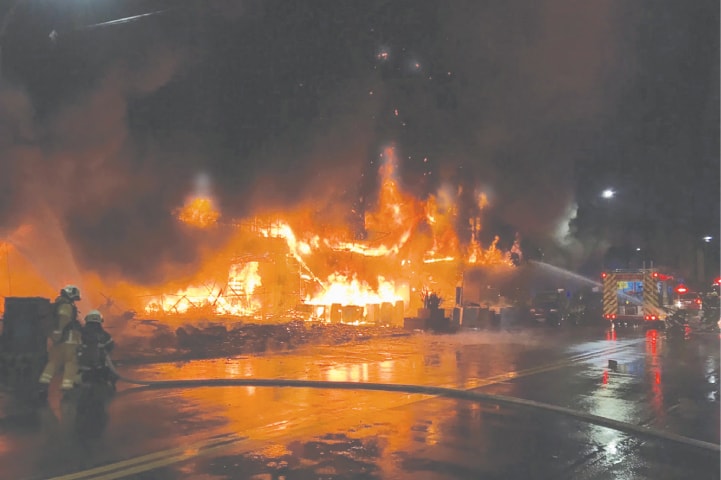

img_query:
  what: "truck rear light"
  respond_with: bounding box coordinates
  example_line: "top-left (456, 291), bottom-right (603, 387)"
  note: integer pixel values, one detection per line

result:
top-left (645, 315), bottom-right (658, 321)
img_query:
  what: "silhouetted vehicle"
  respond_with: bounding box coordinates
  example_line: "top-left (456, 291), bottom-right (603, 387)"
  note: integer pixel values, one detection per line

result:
top-left (677, 292), bottom-right (703, 312)
top-left (659, 308), bottom-right (691, 341)
top-left (527, 290), bottom-right (569, 327)
top-left (567, 289), bottom-right (604, 326)
top-left (700, 291), bottom-right (720, 330)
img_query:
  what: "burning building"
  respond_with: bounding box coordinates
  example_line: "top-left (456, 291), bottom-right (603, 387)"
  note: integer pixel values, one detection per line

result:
top-left (0, 147), bottom-right (519, 326)
top-left (132, 147), bottom-right (518, 325)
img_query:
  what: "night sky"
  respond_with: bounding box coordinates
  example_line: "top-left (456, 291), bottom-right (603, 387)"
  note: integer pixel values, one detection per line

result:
top-left (0, 0), bottom-right (718, 285)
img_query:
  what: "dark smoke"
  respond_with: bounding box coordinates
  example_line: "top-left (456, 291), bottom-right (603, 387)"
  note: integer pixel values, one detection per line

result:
top-left (3, 0), bottom-right (707, 289)
top-left (1, 0), bottom-right (620, 285)
top-left (0, 33), bottom-right (203, 283)
top-left (240, 0), bottom-right (626, 265)
top-left (242, 77), bottom-right (382, 220)
top-left (432, 1), bottom-right (622, 241)
top-left (205, 1), bottom-right (628, 251)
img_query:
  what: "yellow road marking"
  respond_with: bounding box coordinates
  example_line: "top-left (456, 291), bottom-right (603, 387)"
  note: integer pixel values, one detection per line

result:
top-left (448, 341), bottom-right (641, 391)
top-left (50, 341), bottom-right (638, 480)
top-left (83, 438), bottom-right (245, 480)
top-left (45, 434), bottom-right (242, 480)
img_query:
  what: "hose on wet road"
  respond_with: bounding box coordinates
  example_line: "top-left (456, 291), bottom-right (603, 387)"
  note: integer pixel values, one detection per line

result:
top-left (106, 357), bottom-right (720, 454)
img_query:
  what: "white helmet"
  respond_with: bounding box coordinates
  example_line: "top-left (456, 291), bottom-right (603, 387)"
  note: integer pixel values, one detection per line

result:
top-left (84, 309), bottom-right (103, 324)
top-left (61, 285), bottom-right (81, 301)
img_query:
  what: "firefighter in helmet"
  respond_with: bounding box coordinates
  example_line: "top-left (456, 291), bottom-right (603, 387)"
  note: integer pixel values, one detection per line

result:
top-left (77, 309), bottom-right (116, 388)
top-left (38, 285), bottom-right (83, 398)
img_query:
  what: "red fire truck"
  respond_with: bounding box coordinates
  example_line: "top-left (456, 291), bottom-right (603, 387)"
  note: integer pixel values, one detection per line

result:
top-left (601, 269), bottom-right (675, 328)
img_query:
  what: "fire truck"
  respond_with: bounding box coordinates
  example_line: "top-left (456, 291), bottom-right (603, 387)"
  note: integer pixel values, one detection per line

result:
top-left (601, 269), bottom-right (675, 327)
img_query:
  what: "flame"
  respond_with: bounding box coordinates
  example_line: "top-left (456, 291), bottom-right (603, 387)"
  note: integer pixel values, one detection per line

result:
top-left (363, 147), bottom-right (425, 241)
top-left (322, 148), bottom-right (428, 260)
top-left (144, 261), bottom-right (262, 316)
top-left (423, 256), bottom-right (455, 264)
top-left (423, 193), bottom-right (459, 263)
top-left (467, 235), bottom-right (514, 267)
top-left (1, 147), bottom-right (520, 322)
top-left (176, 196), bottom-right (220, 228)
top-left (477, 192), bottom-right (489, 210)
top-left (144, 146), bottom-right (515, 322)
top-left (307, 274), bottom-right (407, 307)
top-left (328, 231), bottom-right (411, 257)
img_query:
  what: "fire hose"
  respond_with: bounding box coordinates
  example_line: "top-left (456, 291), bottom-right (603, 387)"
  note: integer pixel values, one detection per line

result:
top-left (106, 358), bottom-right (719, 454)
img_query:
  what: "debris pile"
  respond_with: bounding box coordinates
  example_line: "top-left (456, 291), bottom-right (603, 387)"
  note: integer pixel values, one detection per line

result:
top-left (114, 320), bottom-right (408, 363)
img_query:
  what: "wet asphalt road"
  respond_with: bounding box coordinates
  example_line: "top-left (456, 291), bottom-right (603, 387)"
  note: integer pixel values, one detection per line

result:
top-left (0, 325), bottom-right (719, 480)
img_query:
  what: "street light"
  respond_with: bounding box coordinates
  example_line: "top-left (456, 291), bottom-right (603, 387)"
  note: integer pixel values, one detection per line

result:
top-left (703, 236), bottom-right (712, 243)
top-left (601, 188), bottom-right (615, 199)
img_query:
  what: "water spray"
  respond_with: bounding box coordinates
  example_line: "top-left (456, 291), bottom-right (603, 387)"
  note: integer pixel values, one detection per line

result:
top-left (528, 260), bottom-right (602, 287)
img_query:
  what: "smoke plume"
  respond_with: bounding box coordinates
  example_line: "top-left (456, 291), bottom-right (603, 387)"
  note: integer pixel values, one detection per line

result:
top-left (0, 0), bottom-right (633, 305)
top-left (432, 1), bottom-right (622, 240)
top-left (0, 40), bottom-right (197, 292)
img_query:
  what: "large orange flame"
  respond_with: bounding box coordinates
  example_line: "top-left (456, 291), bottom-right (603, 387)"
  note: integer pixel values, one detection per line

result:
top-left (176, 196), bottom-right (220, 228)
top-left (1, 149), bottom-right (519, 323)
top-left (144, 261), bottom-right (262, 316)
top-left (306, 274), bottom-right (407, 308)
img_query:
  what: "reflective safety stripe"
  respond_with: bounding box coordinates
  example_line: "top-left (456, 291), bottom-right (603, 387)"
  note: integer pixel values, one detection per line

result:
top-left (602, 272), bottom-right (618, 316)
top-left (66, 330), bottom-right (81, 344)
top-left (61, 379), bottom-right (75, 390)
top-left (39, 373), bottom-right (53, 383)
top-left (643, 271), bottom-right (661, 317)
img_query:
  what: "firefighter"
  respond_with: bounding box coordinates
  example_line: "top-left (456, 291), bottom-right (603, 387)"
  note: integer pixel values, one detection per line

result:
top-left (77, 309), bottom-right (117, 389)
top-left (38, 285), bottom-right (83, 398)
